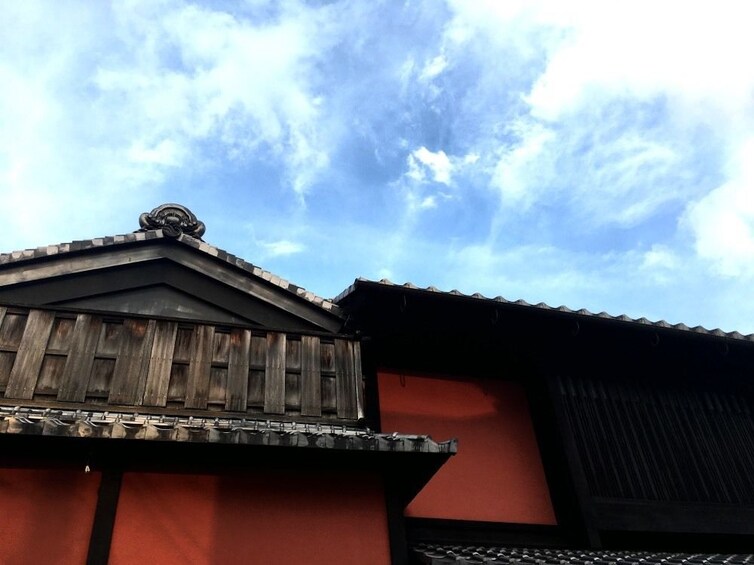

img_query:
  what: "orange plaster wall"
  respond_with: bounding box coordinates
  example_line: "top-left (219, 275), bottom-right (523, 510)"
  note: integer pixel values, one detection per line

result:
top-left (379, 371), bottom-right (557, 524)
top-left (109, 470), bottom-right (391, 565)
top-left (0, 467), bottom-right (101, 564)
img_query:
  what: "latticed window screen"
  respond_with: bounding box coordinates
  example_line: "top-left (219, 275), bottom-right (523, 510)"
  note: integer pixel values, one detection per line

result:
top-left (558, 374), bottom-right (754, 504)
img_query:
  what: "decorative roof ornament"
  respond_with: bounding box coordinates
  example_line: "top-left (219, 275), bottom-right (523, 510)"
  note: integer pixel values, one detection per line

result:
top-left (138, 203), bottom-right (206, 239)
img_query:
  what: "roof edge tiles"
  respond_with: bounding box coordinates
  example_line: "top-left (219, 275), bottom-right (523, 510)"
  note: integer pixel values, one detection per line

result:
top-left (335, 278), bottom-right (754, 344)
top-left (412, 544), bottom-right (754, 565)
top-left (0, 229), bottom-right (341, 315)
top-left (0, 406), bottom-right (457, 455)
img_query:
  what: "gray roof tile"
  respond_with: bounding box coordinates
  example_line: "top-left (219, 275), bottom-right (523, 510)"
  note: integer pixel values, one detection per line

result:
top-left (336, 278), bottom-right (754, 344)
top-left (412, 545), bottom-right (754, 565)
top-left (0, 406), bottom-right (457, 454)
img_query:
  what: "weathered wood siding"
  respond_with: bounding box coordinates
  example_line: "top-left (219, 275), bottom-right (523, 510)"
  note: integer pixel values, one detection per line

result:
top-left (0, 306), bottom-right (364, 422)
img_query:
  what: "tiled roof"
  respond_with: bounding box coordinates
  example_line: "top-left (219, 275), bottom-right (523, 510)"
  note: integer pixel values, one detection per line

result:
top-left (412, 544), bottom-right (754, 565)
top-left (337, 278), bottom-right (754, 344)
top-left (0, 229), bottom-right (341, 314)
top-left (0, 406), bottom-right (457, 454)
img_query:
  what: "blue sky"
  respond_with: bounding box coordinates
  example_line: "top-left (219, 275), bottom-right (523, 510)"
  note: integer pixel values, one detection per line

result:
top-left (2, 1), bottom-right (754, 332)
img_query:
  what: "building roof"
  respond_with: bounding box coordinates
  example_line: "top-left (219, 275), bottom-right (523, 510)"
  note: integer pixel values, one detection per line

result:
top-left (0, 405), bottom-right (456, 454)
top-left (336, 278), bottom-right (754, 344)
top-left (412, 544), bottom-right (754, 565)
top-left (0, 228), bottom-right (341, 315)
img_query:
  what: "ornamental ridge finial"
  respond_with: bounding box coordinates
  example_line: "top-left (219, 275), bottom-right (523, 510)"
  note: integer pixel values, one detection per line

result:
top-left (137, 203), bottom-right (206, 239)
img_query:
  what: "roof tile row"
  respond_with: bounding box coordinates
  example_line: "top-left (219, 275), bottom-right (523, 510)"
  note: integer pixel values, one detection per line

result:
top-left (338, 278), bottom-right (754, 343)
top-left (0, 406), bottom-right (457, 454)
top-left (412, 544), bottom-right (754, 565)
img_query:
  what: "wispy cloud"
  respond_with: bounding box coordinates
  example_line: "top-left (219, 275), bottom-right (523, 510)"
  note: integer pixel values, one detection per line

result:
top-left (258, 239), bottom-right (305, 258)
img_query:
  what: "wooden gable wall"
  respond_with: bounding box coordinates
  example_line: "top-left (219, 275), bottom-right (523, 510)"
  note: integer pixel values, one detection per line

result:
top-left (0, 306), bottom-right (364, 422)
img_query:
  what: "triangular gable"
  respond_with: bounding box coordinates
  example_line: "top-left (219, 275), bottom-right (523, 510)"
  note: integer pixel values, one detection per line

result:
top-left (0, 205), bottom-right (343, 333)
top-left (54, 286), bottom-right (252, 325)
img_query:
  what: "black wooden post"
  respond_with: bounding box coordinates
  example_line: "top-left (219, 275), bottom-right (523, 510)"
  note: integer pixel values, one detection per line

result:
top-left (87, 468), bottom-right (123, 565)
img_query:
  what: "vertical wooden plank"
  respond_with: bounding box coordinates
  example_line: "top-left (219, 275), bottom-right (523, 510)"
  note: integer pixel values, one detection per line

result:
top-left (96, 321), bottom-right (123, 357)
top-left (167, 364), bottom-right (188, 403)
top-left (335, 339), bottom-right (357, 419)
top-left (208, 331), bottom-right (230, 408)
top-left (248, 335), bottom-right (266, 407)
top-left (0, 308), bottom-right (10, 390)
top-left (172, 327), bottom-right (194, 362)
top-left (286, 339), bottom-right (302, 371)
top-left (35, 355), bottom-right (67, 394)
top-left (0, 311), bottom-right (28, 348)
top-left (88, 359), bottom-right (115, 397)
top-left (301, 336), bottom-right (322, 417)
top-left (0, 352), bottom-right (15, 390)
top-left (352, 341), bottom-right (365, 421)
top-left (5, 310), bottom-right (55, 399)
top-left (321, 377), bottom-right (337, 413)
top-left (142, 321), bottom-right (178, 407)
top-left (208, 367), bottom-right (227, 405)
top-left (320, 342), bottom-right (336, 413)
top-left (185, 325), bottom-right (215, 409)
top-left (108, 319), bottom-right (156, 405)
top-left (212, 331), bottom-right (230, 364)
top-left (285, 339), bottom-right (301, 410)
top-left (57, 314), bottom-right (103, 402)
top-left (264, 332), bottom-right (286, 414)
top-left (225, 328), bottom-right (250, 412)
top-left (47, 317), bottom-right (76, 351)
top-left (320, 342), bottom-right (335, 372)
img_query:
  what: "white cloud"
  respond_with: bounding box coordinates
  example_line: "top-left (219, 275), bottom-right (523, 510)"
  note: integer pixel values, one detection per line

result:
top-left (259, 239), bottom-right (305, 257)
top-left (639, 244), bottom-right (682, 285)
top-left (523, 2), bottom-right (754, 122)
top-left (127, 139), bottom-right (185, 166)
top-left (408, 146), bottom-right (453, 185)
top-left (102, 0), bottom-right (334, 194)
top-left (419, 55), bottom-right (448, 81)
top-left (490, 121), bottom-right (554, 209)
top-left (642, 245), bottom-right (680, 271)
top-left (443, 0), bottom-right (754, 233)
top-left (685, 138), bottom-right (754, 278)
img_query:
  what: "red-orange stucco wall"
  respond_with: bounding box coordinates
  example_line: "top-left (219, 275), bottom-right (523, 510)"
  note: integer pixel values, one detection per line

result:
top-left (109, 470), bottom-right (391, 565)
top-left (379, 371), bottom-right (557, 524)
top-left (0, 467), bottom-right (101, 564)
